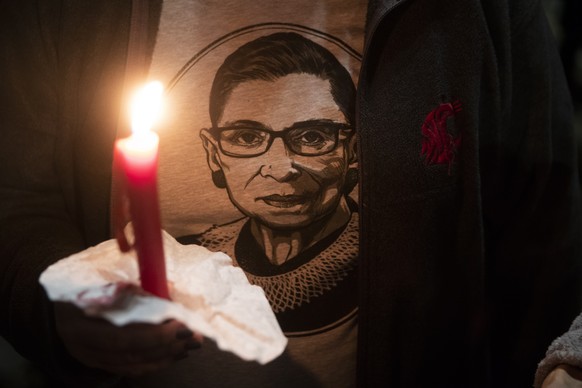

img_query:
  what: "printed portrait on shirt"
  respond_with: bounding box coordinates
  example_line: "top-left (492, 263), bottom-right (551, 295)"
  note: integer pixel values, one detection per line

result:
top-left (197, 32), bottom-right (357, 264)
top-left (157, 26), bottom-right (361, 238)
top-left (155, 25), bottom-right (361, 330)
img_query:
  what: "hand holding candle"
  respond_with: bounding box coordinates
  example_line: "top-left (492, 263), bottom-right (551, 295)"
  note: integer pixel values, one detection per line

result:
top-left (114, 82), bottom-right (169, 299)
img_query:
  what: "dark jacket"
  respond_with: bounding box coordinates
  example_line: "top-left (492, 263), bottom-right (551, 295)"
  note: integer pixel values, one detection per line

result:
top-left (1, 0), bottom-right (580, 387)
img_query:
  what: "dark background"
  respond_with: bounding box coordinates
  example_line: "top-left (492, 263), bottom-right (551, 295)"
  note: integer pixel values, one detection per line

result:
top-left (1, 1), bottom-right (581, 386)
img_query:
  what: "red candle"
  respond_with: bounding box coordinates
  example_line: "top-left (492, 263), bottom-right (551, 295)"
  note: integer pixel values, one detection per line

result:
top-left (114, 82), bottom-right (169, 299)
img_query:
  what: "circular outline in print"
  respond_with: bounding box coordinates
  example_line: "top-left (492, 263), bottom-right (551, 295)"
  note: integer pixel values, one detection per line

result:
top-left (166, 22), bottom-right (363, 93)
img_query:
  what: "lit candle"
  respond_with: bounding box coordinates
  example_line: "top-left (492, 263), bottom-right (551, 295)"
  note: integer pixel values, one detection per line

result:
top-left (114, 81), bottom-right (169, 299)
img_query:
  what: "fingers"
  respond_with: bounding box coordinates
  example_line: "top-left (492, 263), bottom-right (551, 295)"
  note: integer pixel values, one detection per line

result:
top-left (54, 302), bottom-right (203, 377)
top-left (73, 319), bottom-right (185, 352)
top-left (78, 328), bottom-right (200, 366)
top-left (71, 339), bottom-right (190, 377)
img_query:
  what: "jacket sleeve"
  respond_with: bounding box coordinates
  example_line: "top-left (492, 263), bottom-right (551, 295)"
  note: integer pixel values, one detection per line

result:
top-left (0, 3), bottom-right (120, 386)
top-left (480, 0), bottom-right (582, 384)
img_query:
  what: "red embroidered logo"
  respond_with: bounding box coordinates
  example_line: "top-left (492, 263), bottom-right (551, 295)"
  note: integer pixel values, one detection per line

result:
top-left (420, 101), bottom-right (462, 172)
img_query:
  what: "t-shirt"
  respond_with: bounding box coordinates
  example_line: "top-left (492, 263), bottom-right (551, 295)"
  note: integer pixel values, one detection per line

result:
top-left (131, 0), bottom-right (366, 386)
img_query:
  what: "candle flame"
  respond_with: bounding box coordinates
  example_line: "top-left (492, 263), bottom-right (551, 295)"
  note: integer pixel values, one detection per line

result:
top-left (131, 81), bottom-right (164, 135)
